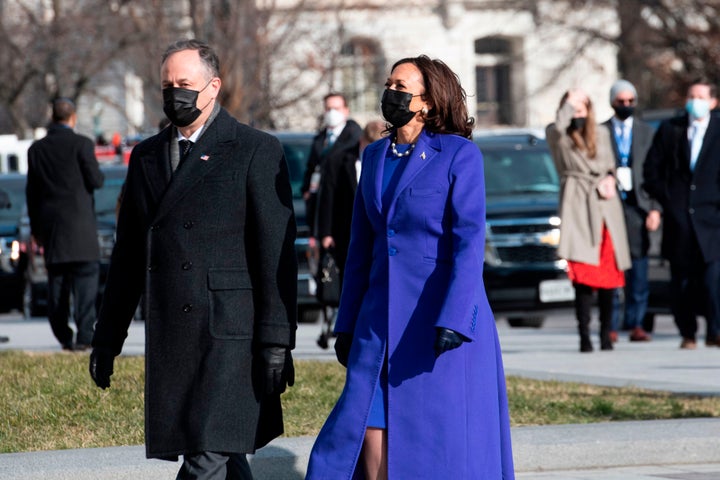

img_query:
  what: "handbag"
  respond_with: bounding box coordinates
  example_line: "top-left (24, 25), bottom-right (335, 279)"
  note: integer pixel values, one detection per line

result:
top-left (316, 250), bottom-right (341, 306)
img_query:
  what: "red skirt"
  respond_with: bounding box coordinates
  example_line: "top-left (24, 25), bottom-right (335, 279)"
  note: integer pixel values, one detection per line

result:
top-left (567, 225), bottom-right (625, 289)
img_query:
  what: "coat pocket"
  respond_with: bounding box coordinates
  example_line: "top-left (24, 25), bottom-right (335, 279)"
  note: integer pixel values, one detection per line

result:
top-left (207, 268), bottom-right (254, 339)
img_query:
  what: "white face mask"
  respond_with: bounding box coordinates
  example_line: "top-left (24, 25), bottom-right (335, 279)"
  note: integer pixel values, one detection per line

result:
top-left (324, 108), bottom-right (345, 128)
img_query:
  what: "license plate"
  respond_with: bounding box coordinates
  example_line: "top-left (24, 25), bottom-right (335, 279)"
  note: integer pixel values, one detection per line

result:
top-left (539, 279), bottom-right (575, 303)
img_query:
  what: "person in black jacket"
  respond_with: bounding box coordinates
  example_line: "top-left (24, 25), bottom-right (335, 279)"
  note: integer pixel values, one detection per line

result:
top-left (300, 93), bottom-right (362, 242)
top-left (89, 39), bottom-right (296, 480)
top-left (643, 77), bottom-right (720, 349)
top-left (26, 98), bottom-right (104, 351)
top-left (314, 120), bottom-right (385, 349)
top-left (316, 119), bottom-right (385, 276)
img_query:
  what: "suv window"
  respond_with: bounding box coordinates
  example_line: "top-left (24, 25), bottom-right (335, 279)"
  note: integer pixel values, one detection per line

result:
top-left (0, 176), bottom-right (26, 224)
top-left (94, 174), bottom-right (125, 218)
top-left (482, 147), bottom-right (559, 195)
top-left (280, 137), bottom-right (312, 199)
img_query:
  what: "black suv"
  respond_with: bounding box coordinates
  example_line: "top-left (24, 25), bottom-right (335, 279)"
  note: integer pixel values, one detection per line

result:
top-left (475, 130), bottom-right (573, 327)
top-left (270, 131), bottom-right (322, 323)
top-left (0, 174), bottom-right (29, 312)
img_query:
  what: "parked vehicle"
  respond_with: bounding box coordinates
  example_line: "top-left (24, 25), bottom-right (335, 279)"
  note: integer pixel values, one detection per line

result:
top-left (475, 130), bottom-right (573, 328)
top-left (270, 131), bottom-right (322, 323)
top-left (19, 164), bottom-right (128, 318)
top-left (0, 174), bottom-right (29, 312)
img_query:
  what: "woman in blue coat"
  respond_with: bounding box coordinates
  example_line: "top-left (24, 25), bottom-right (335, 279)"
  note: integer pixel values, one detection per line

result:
top-left (306, 55), bottom-right (515, 479)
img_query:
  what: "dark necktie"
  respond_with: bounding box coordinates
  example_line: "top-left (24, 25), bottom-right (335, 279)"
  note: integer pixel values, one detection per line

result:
top-left (174, 139), bottom-right (193, 172)
top-left (179, 139), bottom-right (193, 158)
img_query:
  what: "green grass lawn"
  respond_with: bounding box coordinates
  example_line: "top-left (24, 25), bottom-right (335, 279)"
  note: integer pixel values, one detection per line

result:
top-left (1, 351), bottom-right (718, 453)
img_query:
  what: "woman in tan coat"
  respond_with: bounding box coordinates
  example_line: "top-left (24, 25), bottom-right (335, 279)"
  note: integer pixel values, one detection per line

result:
top-left (547, 89), bottom-right (631, 352)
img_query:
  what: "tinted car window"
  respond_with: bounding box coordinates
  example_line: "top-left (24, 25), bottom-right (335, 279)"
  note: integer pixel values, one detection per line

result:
top-left (270, 132), bottom-right (314, 232)
top-left (482, 147), bottom-right (559, 195)
top-left (280, 137), bottom-right (312, 199)
top-left (94, 171), bottom-right (126, 218)
top-left (0, 176), bottom-right (27, 224)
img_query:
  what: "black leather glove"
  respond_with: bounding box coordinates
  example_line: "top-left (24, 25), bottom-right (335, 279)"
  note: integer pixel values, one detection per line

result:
top-left (434, 327), bottom-right (466, 358)
top-left (89, 348), bottom-right (115, 390)
top-left (261, 346), bottom-right (294, 396)
top-left (334, 332), bottom-right (353, 367)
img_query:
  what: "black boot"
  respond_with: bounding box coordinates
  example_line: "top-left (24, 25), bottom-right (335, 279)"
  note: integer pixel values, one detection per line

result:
top-left (575, 284), bottom-right (594, 352)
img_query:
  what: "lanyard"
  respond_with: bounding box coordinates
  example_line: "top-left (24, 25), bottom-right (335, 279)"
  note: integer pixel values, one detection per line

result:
top-left (616, 124), bottom-right (631, 166)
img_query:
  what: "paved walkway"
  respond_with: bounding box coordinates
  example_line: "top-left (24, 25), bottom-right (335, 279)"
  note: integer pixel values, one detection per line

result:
top-left (1, 311), bottom-right (719, 479)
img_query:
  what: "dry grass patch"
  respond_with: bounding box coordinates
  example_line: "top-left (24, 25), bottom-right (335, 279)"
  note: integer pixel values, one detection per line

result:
top-left (0, 352), bottom-right (718, 453)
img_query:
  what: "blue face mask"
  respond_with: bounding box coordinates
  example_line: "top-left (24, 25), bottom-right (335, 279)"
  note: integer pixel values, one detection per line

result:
top-left (685, 98), bottom-right (711, 120)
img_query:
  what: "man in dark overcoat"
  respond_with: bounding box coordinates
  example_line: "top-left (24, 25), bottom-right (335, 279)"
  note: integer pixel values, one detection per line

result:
top-left (89, 39), bottom-right (297, 480)
top-left (300, 92), bottom-right (362, 241)
top-left (643, 77), bottom-right (720, 350)
top-left (26, 97), bottom-right (104, 350)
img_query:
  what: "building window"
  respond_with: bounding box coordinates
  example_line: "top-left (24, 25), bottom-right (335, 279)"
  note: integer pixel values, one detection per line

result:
top-left (475, 36), bottom-right (515, 126)
top-left (338, 37), bottom-right (385, 115)
top-left (474, 37), bottom-right (512, 56)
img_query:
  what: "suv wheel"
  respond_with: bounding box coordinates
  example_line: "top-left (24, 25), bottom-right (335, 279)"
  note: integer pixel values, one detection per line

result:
top-left (507, 316), bottom-right (545, 328)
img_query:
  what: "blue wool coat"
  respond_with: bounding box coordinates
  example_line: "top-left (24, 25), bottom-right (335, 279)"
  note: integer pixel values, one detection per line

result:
top-left (306, 130), bottom-right (515, 479)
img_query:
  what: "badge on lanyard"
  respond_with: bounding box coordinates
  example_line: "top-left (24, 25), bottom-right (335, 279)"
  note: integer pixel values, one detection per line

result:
top-left (616, 166), bottom-right (632, 191)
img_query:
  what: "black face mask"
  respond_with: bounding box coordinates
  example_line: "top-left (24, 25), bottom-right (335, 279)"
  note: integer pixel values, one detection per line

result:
top-left (613, 105), bottom-right (635, 121)
top-left (381, 89), bottom-right (419, 128)
top-left (569, 117), bottom-right (587, 131)
top-left (162, 81), bottom-right (211, 127)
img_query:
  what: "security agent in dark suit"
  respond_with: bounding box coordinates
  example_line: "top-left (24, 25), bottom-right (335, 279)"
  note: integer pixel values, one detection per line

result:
top-left (26, 98), bottom-right (104, 351)
top-left (89, 40), bottom-right (297, 480)
top-left (300, 93), bottom-right (362, 240)
top-left (603, 80), bottom-right (657, 342)
top-left (643, 78), bottom-right (720, 350)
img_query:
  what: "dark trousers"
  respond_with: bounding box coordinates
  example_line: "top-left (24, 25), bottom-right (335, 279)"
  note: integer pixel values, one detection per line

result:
top-left (46, 261), bottom-right (99, 347)
top-left (612, 256), bottom-right (650, 331)
top-left (670, 258), bottom-right (720, 341)
top-left (176, 452), bottom-right (253, 480)
top-left (575, 284), bottom-right (615, 349)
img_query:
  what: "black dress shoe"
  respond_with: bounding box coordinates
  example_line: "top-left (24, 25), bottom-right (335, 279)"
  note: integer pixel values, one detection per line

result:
top-left (61, 342), bottom-right (74, 351)
top-left (73, 343), bottom-right (91, 352)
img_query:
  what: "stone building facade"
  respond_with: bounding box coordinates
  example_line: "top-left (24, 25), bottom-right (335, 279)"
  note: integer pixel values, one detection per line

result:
top-left (268, 0), bottom-right (620, 131)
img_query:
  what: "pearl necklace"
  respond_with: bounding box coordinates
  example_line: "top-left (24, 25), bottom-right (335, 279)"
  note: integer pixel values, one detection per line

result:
top-left (391, 137), bottom-right (416, 157)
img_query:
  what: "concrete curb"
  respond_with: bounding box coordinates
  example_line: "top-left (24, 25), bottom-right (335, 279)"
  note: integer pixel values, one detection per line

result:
top-left (2, 419), bottom-right (719, 479)
top-left (511, 418), bottom-right (720, 471)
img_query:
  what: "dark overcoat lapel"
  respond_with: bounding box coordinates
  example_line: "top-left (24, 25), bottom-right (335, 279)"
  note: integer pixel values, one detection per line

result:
top-left (137, 127), bottom-right (172, 208)
top-left (152, 123), bottom-right (234, 222)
